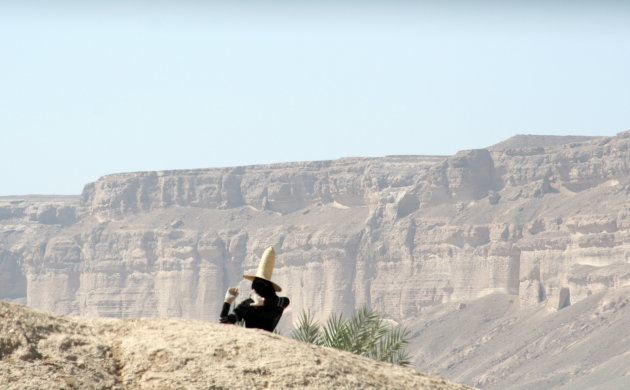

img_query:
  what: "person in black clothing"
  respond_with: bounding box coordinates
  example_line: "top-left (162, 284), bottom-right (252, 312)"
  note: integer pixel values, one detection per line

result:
top-left (219, 278), bottom-right (290, 332)
top-left (219, 247), bottom-right (290, 332)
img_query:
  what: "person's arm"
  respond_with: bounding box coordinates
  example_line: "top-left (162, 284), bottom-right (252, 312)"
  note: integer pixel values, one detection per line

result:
top-left (267, 297), bottom-right (290, 332)
top-left (219, 288), bottom-right (239, 324)
top-left (277, 296), bottom-right (290, 309)
top-left (219, 302), bottom-right (237, 324)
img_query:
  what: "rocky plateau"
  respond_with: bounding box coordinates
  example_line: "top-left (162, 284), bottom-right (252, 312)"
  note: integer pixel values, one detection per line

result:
top-left (1, 132), bottom-right (629, 389)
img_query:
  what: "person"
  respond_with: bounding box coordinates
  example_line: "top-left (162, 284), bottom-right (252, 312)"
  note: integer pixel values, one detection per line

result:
top-left (219, 247), bottom-right (290, 332)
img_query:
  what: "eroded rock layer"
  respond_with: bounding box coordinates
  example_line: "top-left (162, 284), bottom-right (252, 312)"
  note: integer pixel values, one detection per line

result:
top-left (1, 132), bottom-right (630, 389)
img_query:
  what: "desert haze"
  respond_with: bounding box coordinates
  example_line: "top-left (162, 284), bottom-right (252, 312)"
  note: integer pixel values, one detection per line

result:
top-left (1, 132), bottom-right (630, 389)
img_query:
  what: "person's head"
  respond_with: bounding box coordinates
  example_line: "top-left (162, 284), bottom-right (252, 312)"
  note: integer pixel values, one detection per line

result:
top-left (252, 277), bottom-right (278, 300)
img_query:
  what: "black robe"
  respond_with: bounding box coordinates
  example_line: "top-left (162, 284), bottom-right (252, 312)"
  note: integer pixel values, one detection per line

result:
top-left (219, 297), bottom-right (290, 332)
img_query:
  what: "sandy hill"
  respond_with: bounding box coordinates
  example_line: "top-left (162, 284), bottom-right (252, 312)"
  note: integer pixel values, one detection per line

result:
top-left (0, 301), bottom-right (475, 390)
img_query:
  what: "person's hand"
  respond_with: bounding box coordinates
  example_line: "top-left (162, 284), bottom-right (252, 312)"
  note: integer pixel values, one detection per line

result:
top-left (225, 287), bottom-right (239, 304)
top-left (250, 291), bottom-right (265, 306)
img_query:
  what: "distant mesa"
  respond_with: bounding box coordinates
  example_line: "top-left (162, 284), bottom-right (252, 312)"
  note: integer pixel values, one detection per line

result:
top-left (486, 134), bottom-right (600, 151)
top-left (2, 130), bottom-right (630, 390)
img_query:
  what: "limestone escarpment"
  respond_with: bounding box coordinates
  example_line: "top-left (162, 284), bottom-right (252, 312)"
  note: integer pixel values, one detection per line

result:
top-left (79, 156), bottom-right (445, 219)
top-left (0, 196), bottom-right (79, 305)
top-left (3, 134), bottom-right (630, 319)
top-left (0, 196), bottom-right (78, 227)
top-left (2, 132), bottom-right (630, 389)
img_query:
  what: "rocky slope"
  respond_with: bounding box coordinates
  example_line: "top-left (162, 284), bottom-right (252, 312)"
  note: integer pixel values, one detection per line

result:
top-left (1, 132), bottom-right (630, 388)
top-left (407, 287), bottom-right (630, 390)
top-left (0, 301), bottom-right (475, 390)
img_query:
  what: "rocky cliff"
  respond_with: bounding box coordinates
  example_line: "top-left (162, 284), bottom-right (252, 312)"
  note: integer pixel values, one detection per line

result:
top-left (1, 132), bottom-right (629, 389)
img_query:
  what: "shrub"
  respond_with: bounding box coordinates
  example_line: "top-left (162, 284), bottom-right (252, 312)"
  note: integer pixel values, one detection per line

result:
top-left (291, 306), bottom-right (411, 366)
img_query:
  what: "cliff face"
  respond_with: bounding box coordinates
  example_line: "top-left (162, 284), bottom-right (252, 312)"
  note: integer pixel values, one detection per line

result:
top-left (0, 196), bottom-right (79, 305)
top-left (1, 132), bottom-right (630, 388)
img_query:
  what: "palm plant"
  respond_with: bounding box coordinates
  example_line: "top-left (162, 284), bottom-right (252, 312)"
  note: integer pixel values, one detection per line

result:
top-left (291, 306), bottom-right (411, 366)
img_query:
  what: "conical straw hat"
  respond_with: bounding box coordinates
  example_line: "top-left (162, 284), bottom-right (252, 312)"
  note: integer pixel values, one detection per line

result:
top-left (243, 246), bottom-right (282, 292)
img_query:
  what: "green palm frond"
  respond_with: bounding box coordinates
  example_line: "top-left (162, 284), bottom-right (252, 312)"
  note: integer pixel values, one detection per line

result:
top-left (322, 313), bottom-right (349, 349)
top-left (291, 306), bottom-right (411, 366)
top-left (374, 326), bottom-right (411, 366)
top-left (290, 310), bottom-right (322, 345)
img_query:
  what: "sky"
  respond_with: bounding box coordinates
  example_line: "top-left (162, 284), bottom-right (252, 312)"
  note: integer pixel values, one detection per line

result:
top-left (1, 1), bottom-right (629, 196)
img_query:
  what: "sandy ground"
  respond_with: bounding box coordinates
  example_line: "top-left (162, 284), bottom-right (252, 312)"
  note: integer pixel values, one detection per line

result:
top-left (0, 301), bottom-right (475, 390)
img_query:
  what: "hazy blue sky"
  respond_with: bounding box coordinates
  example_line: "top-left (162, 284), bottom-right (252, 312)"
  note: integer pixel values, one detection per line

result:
top-left (1, 1), bottom-right (629, 195)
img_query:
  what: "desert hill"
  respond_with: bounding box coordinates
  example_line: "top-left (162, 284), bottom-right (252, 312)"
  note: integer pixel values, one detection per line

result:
top-left (0, 301), bottom-right (474, 390)
top-left (1, 131), bottom-right (630, 388)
